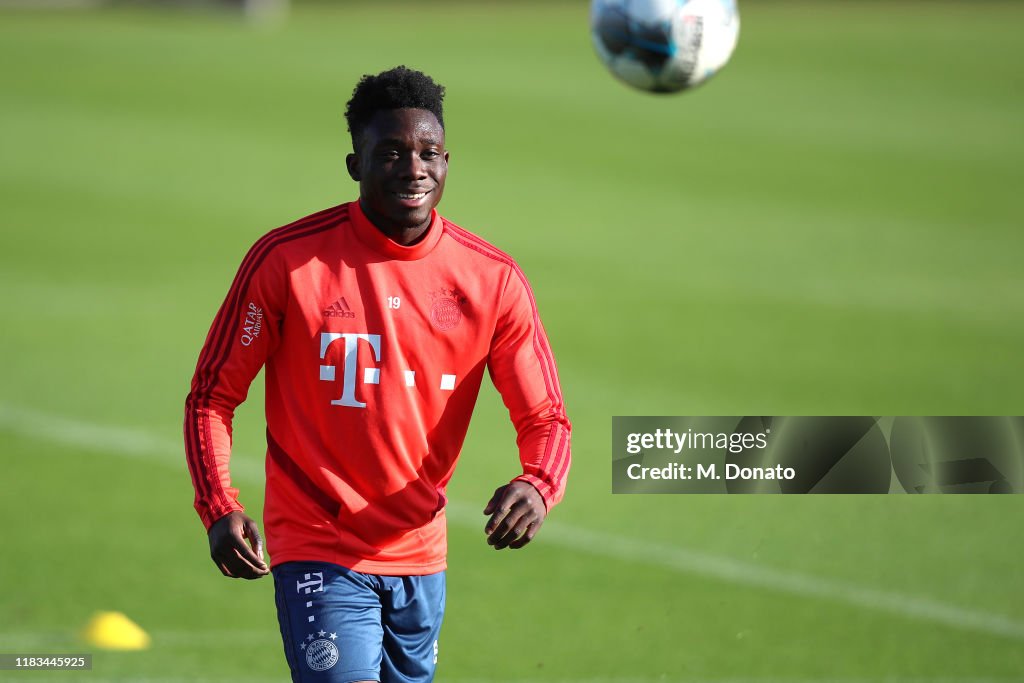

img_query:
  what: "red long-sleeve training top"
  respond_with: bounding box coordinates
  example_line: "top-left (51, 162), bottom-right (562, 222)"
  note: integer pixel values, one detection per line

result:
top-left (184, 201), bottom-right (571, 574)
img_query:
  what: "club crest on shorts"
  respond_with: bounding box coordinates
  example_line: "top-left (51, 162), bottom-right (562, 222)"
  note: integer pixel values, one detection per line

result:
top-left (429, 287), bottom-right (467, 331)
top-left (301, 631), bottom-right (339, 672)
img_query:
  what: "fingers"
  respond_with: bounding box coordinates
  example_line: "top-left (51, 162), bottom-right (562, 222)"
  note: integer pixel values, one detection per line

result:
top-left (493, 510), bottom-right (542, 550)
top-left (484, 485), bottom-right (518, 547)
top-left (486, 499), bottom-right (526, 549)
top-left (482, 486), bottom-right (506, 516)
top-left (484, 493), bottom-right (511, 535)
top-left (243, 518), bottom-right (266, 565)
top-left (212, 539), bottom-right (270, 579)
top-left (228, 546), bottom-right (270, 579)
top-left (507, 519), bottom-right (542, 549)
top-left (209, 513), bottom-right (269, 580)
top-left (484, 483), bottom-right (546, 550)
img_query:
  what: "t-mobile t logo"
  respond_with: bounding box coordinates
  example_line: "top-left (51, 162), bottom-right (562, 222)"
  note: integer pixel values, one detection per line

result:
top-left (319, 332), bottom-right (458, 408)
top-left (296, 572), bottom-right (324, 594)
top-left (319, 332), bottom-right (381, 408)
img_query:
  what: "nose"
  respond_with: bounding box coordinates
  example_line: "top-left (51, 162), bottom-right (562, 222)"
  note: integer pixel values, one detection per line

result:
top-left (399, 152), bottom-right (427, 180)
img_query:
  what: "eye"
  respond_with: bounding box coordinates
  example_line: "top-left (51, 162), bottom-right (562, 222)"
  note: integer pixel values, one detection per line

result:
top-left (421, 150), bottom-right (440, 160)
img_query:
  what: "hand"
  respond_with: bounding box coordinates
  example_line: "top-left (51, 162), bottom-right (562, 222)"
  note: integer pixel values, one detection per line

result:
top-left (483, 481), bottom-right (547, 550)
top-left (208, 511), bottom-right (270, 579)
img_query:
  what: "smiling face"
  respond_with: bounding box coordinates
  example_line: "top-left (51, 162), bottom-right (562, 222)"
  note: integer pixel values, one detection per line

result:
top-left (346, 108), bottom-right (449, 243)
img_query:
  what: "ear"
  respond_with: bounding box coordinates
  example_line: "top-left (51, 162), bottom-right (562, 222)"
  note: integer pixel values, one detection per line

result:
top-left (443, 150), bottom-right (450, 165)
top-left (345, 153), bottom-right (360, 182)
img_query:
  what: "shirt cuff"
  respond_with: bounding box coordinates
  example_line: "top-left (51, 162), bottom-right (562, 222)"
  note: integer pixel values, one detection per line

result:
top-left (511, 474), bottom-right (555, 512)
top-left (199, 501), bottom-right (246, 532)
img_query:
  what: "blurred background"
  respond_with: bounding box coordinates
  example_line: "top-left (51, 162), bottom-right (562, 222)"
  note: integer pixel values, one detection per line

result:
top-left (1, 0), bottom-right (1022, 681)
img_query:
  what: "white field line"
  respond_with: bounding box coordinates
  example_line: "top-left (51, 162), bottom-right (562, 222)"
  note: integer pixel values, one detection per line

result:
top-left (2, 404), bottom-right (1024, 642)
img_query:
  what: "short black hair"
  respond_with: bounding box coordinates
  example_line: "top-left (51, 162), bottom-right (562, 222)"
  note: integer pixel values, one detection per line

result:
top-left (345, 66), bottom-right (446, 149)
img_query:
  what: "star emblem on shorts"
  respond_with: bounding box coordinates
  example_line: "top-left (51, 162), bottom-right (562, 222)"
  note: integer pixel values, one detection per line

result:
top-left (318, 630), bottom-right (326, 637)
top-left (330, 633), bottom-right (337, 640)
top-left (306, 633), bottom-right (315, 642)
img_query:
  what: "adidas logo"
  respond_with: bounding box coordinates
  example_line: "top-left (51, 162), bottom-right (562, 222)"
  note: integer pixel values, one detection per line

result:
top-left (323, 296), bottom-right (356, 319)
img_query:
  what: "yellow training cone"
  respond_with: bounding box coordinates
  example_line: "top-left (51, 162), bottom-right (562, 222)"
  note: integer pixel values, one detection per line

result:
top-left (81, 611), bottom-right (151, 650)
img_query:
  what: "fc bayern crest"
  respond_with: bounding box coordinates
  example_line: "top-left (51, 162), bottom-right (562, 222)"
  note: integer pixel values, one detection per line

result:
top-left (303, 635), bottom-right (339, 672)
top-left (429, 287), bottom-right (467, 331)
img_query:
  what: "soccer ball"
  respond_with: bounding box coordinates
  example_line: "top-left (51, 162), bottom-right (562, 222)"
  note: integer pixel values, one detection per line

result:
top-left (590, 0), bottom-right (740, 93)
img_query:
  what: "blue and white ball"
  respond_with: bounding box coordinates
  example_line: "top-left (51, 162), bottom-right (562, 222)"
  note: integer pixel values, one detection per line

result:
top-left (591, 0), bottom-right (740, 93)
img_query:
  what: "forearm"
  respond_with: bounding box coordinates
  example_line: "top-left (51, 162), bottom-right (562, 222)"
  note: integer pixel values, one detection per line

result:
top-left (511, 414), bottom-right (571, 510)
top-left (184, 394), bottom-right (245, 530)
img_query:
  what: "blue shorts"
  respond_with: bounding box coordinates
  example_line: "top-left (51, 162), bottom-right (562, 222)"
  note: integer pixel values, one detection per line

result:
top-left (273, 561), bottom-right (445, 683)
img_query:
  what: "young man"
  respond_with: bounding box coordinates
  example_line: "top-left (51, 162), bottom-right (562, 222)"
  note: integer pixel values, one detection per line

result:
top-left (184, 66), bottom-right (571, 683)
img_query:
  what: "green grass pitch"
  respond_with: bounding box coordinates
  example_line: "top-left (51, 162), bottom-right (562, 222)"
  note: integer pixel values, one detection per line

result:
top-left (1, 1), bottom-right (1022, 681)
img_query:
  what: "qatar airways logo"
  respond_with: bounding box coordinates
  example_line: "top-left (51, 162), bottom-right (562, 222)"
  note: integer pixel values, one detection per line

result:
top-left (240, 302), bottom-right (263, 347)
top-left (318, 332), bottom-right (457, 409)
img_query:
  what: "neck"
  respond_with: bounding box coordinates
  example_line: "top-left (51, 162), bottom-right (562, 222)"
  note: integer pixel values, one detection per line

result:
top-left (383, 223), bottom-right (430, 247)
top-left (359, 200), bottom-right (431, 246)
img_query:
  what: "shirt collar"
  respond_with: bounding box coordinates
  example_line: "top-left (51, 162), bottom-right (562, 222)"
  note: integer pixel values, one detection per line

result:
top-left (349, 200), bottom-right (443, 261)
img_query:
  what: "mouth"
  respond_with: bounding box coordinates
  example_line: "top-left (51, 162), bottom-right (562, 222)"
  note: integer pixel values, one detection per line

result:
top-left (393, 189), bottom-right (432, 207)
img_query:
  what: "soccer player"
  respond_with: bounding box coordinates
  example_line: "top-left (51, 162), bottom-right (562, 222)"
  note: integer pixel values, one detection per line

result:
top-left (183, 66), bottom-right (571, 683)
